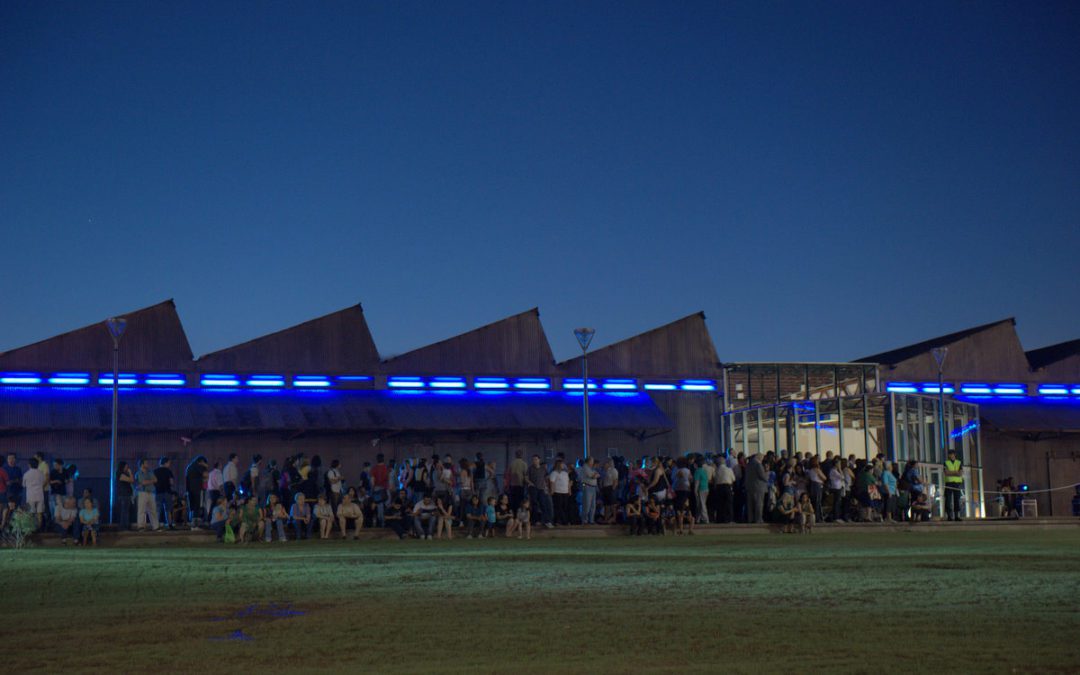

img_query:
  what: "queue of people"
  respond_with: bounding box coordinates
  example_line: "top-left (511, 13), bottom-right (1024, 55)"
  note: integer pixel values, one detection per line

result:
top-left (0, 446), bottom-right (958, 546)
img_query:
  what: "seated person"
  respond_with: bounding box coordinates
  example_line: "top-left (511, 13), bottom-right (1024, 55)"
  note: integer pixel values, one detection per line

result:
top-left (412, 495), bottom-right (438, 539)
top-left (171, 496), bottom-right (188, 529)
top-left (797, 493), bottom-right (815, 533)
top-left (911, 493), bottom-right (933, 522)
top-left (54, 496), bottom-right (79, 544)
top-left (80, 488), bottom-right (100, 510)
top-left (79, 497), bottom-right (100, 546)
top-left (463, 495), bottom-right (485, 539)
top-left (337, 494), bottom-right (363, 540)
top-left (625, 497), bottom-right (644, 536)
top-left (238, 496), bottom-right (261, 543)
top-left (435, 495), bottom-right (454, 540)
top-left (495, 495), bottom-right (515, 535)
top-left (661, 501), bottom-right (677, 535)
top-left (314, 495), bottom-right (334, 539)
top-left (263, 494), bottom-right (288, 542)
top-left (383, 497), bottom-right (408, 539)
top-left (778, 493), bottom-right (798, 534)
top-left (1, 497), bottom-right (16, 531)
top-left (862, 484), bottom-right (883, 522)
top-left (210, 496), bottom-right (229, 542)
top-left (514, 499), bottom-right (532, 540)
top-left (644, 497), bottom-right (662, 535)
top-left (289, 493), bottom-right (313, 540)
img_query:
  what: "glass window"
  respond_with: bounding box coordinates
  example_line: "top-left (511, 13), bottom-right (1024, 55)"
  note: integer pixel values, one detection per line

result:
top-left (842, 398), bottom-right (867, 460)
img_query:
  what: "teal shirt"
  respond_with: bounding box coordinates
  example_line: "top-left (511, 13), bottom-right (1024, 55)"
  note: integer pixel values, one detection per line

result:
top-left (79, 507), bottom-right (99, 524)
top-left (485, 504), bottom-right (496, 523)
top-left (694, 467), bottom-right (709, 492)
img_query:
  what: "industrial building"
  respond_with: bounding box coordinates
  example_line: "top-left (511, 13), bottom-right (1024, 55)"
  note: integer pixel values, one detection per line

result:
top-left (1, 301), bottom-right (1077, 519)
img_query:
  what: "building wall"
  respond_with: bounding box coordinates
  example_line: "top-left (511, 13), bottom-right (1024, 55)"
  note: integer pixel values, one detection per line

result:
top-left (980, 432), bottom-right (1080, 517)
top-left (883, 322), bottom-right (1033, 383)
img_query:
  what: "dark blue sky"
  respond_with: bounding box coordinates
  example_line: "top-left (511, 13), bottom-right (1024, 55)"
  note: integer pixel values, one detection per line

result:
top-left (2, 2), bottom-right (1078, 363)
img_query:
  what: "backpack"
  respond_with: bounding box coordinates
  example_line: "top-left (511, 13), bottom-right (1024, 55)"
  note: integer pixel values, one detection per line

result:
top-left (224, 523), bottom-right (236, 544)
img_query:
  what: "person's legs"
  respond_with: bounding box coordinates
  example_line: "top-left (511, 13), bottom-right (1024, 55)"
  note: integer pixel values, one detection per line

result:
top-left (157, 493), bottom-right (171, 528)
top-left (412, 516), bottom-right (424, 538)
top-left (540, 493), bottom-right (554, 525)
top-left (719, 485), bottom-right (733, 523)
top-left (583, 486), bottom-right (596, 524)
top-left (697, 490), bottom-right (709, 524)
top-left (811, 483), bottom-right (823, 523)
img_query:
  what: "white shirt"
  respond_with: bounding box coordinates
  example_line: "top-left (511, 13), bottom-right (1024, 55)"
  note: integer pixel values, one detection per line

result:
top-left (549, 469), bottom-right (570, 494)
top-left (23, 467), bottom-right (45, 502)
top-left (223, 462), bottom-right (239, 484)
top-left (714, 464), bottom-right (735, 486)
top-left (208, 468), bottom-right (224, 491)
top-left (327, 468), bottom-right (342, 494)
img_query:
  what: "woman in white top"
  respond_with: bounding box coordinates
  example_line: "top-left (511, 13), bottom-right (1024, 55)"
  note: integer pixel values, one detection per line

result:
top-left (548, 460), bottom-right (572, 526)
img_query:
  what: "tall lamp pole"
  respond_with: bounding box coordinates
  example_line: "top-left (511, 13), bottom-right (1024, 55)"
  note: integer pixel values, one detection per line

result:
top-left (106, 317), bottom-right (128, 525)
top-left (574, 328), bottom-right (596, 461)
top-left (931, 347), bottom-right (949, 457)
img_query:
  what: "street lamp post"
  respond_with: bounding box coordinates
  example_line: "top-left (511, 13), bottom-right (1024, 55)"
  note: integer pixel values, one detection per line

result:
top-left (574, 328), bottom-right (596, 461)
top-left (105, 317), bottom-right (128, 525)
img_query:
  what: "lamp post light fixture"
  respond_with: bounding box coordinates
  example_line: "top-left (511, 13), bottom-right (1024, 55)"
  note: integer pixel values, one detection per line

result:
top-left (931, 346), bottom-right (949, 458)
top-left (574, 328), bottom-right (596, 460)
top-left (105, 316), bottom-right (127, 525)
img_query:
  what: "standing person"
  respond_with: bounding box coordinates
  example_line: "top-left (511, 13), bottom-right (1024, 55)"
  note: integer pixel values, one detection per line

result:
top-left (672, 458), bottom-right (693, 520)
top-left (3, 453), bottom-right (22, 507)
top-left (133, 459), bottom-right (159, 531)
top-left (626, 496), bottom-right (645, 535)
top-left (49, 459), bottom-right (66, 521)
top-left (507, 450), bottom-right (528, 511)
top-left (744, 454), bottom-right (768, 524)
top-left (880, 461), bottom-right (898, 521)
top-left (23, 458), bottom-right (45, 530)
top-left (184, 456), bottom-right (207, 527)
top-left (245, 455), bottom-right (262, 502)
top-left (153, 457), bottom-right (175, 530)
top-left (601, 459), bottom-right (619, 524)
top-left (807, 457), bottom-right (827, 525)
top-left (325, 459), bottom-right (344, 511)
top-left (549, 459), bottom-right (572, 526)
top-left (370, 454), bottom-right (390, 525)
top-left (578, 458), bottom-right (599, 525)
top-left (526, 455), bottom-right (554, 528)
top-left (827, 460), bottom-right (847, 522)
top-left (482, 461), bottom-right (498, 504)
top-left (515, 499), bottom-right (532, 540)
top-left (713, 458), bottom-right (736, 523)
top-left (207, 462), bottom-right (224, 511)
top-left (260, 460), bottom-right (278, 506)
top-left (222, 454), bottom-right (240, 501)
top-left (693, 458), bottom-right (710, 524)
top-left (115, 462), bottom-right (135, 529)
top-left (944, 450), bottom-right (964, 521)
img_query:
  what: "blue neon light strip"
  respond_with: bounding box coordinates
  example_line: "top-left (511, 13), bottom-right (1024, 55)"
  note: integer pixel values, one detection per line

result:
top-left (201, 374), bottom-right (240, 387)
top-left (1073, 387), bottom-right (1080, 396)
top-left (1, 373), bottom-right (43, 384)
top-left (145, 374), bottom-right (187, 386)
top-left (563, 379), bottom-right (598, 390)
top-left (643, 383), bottom-right (678, 391)
top-left (950, 420), bottom-right (979, 438)
top-left (48, 372), bottom-right (91, 385)
top-left (602, 379), bottom-right (638, 390)
top-left (1038, 385), bottom-right (1069, 396)
top-left (886, 383), bottom-right (918, 393)
top-left (429, 377), bottom-right (466, 389)
top-left (98, 374), bottom-right (139, 386)
top-left (960, 384), bottom-right (992, 395)
top-left (293, 375), bottom-right (331, 388)
top-left (474, 377), bottom-right (509, 389)
top-left (992, 384), bottom-right (1027, 395)
top-left (513, 378), bottom-right (550, 390)
top-left (336, 375), bottom-right (372, 382)
top-left (388, 377), bottom-right (425, 388)
top-left (247, 375), bottom-right (285, 387)
top-left (919, 383), bottom-right (955, 394)
top-left (680, 379), bottom-right (716, 391)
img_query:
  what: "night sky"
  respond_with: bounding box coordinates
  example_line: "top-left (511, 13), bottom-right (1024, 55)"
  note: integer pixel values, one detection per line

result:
top-left (2, 2), bottom-right (1078, 363)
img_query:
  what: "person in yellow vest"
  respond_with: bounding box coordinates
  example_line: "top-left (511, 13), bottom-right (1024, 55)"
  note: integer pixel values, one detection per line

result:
top-left (944, 450), bottom-right (964, 521)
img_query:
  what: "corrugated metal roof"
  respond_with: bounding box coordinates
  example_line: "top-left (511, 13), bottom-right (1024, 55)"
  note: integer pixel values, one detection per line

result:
top-left (0, 387), bottom-right (672, 433)
top-left (1026, 338), bottom-right (1080, 370)
top-left (977, 399), bottom-right (1080, 433)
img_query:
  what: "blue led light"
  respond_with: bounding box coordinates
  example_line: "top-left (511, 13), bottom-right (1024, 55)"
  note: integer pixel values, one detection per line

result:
top-left (563, 379), bottom-right (598, 390)
top-left (145, 374), bottom-right (187, 386)
top-left (202, 374), bottom-right (240, 387)
top-left (388, 377), bottom-right (425, 389)
top-left (992, 384), bottom-right (1027, 395)
top-left (1072, 387), bottom-right (1080, 396)
top-left (950, 420), bottom-right (978, 438)
top-left (513, 378), bottom-right (550, 390)
top-left (336, 375), bottom-right (372, 382)
top-left (886, 383), bottom-right (919, 393)
top-left (643, 383), bottom-right (678, 391)
top-left (919, 383), bottom-right (955, 394)
top-left (1, 373), bottom-right (43, 384)
top-left (293, 376), bottom-right (331, 388)
top-left (602, 379), bottom-right (637, 390)
top-left (1038, 385), bottom-right (1069, 396)
top-left (680, 379), bottom-right (716, 391)
top-left (247, 375), bottom-right (285, 387)
top-left (960, 384), bottom-right (992, 395)
top-left (429, 377), bottom-right (466, 389)
top-left (474, 377), bottom-right (509, 389)
top-left (99, 374), bottom-right (139, 386)
top-left (48, 372), bottom-right (91, 385)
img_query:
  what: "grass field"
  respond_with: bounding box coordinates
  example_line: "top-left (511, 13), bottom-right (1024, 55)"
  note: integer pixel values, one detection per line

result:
top-left (3, 528), bottom-right (1080, 673)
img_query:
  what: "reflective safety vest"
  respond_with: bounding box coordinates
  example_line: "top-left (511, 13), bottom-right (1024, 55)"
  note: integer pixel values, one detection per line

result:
top-left (944, 459), bottom-right (963, 483)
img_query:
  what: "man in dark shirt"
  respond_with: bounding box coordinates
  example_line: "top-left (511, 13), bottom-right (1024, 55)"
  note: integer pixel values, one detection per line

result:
top-left (185, 456), bottom-right (207, 527)
top-left (154, 457), bottom-right (175, 530)
top-left (3, 453), bottom-right (22, 506)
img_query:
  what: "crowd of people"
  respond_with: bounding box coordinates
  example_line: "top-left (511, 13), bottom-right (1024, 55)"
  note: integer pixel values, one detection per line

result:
top-left (0, 445), bottom-right (961, 545)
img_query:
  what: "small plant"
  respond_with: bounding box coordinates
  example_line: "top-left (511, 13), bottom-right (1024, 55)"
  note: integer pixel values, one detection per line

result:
top-left (2, 509), bottom-right (37, 549)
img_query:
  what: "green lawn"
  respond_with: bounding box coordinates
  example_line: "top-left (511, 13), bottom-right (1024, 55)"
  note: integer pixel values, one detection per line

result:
top-left (3, 529), bottom-right (1079, 673)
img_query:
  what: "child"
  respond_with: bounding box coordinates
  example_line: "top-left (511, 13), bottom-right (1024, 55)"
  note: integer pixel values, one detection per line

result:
top-left (264, 494), bottom-right (288, 543)
top-left (514, 499), bottom-right (532, 540)
top-left (797, 492), bottom-right (815, 533)
top-left (78, 497), bottom-right (100, 546)
top-left (644, 497), bottom-right (662, 535)
top-left (661, 500), bottom-right (677, 535)
top-left (912, 493), bottom-right (932, 522)
top-left (676, 497), bottom-right (695, 535)
top-left (626, 497), bottom-right (644, 536)
top-left (210, 497), bottom-right (228, 542)
top-left (464, 495), bottom-right (485, 539)
top-left (483, 497), bottom-right (497, 538)
top-left (314, 495), bottom-right (334, 539)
